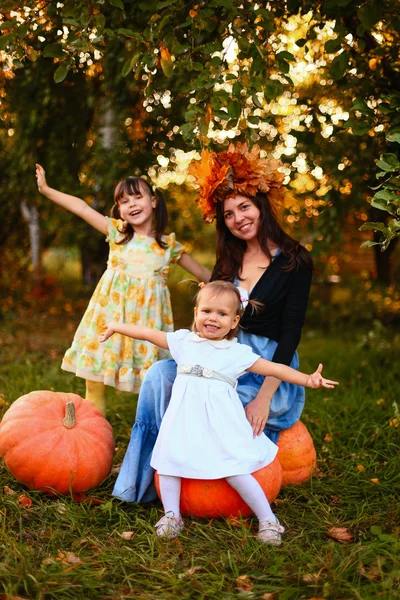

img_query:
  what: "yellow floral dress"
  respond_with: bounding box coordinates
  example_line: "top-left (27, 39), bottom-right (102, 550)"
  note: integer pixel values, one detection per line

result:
top-left (62, 218), bottom-right (184, 393)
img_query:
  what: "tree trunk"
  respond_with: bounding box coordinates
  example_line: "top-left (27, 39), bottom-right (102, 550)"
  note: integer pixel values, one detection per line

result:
top-left (369, 206), bottom-right (398, 285)
top-left (20, 200), bottom-right (41, 280)
top-left (373, 235), bottom-right (397, 285)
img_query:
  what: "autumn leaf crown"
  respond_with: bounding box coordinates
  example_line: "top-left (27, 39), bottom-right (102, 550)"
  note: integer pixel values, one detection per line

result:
top-left (187, 142), bottom-right (285, 223)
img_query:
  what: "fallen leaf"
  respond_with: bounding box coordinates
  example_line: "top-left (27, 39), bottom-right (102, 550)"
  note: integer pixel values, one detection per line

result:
top-left (3, 486), bottom-right (16, 496)
top-left (324, 433), bottom-right (333, 443)
top-left (357, 465), bottom-right (365, 471)
top-left (370, 478), bottom-right (380, 484)
top-left (236, 575), bottom-right (253, 591)
top-left (18, 495), bottom-right (33, 508)
top-left (376, 398), bottom-right (384, 405)
top-left (178, 565), bottom-right (202, 579)
top-left (42, 557), bottom-right (56, 566)
top-left (226, 515), bottom-right (250, 528)
top-left (302, 574), bottom-right (318, 583)
top-left (326, 527), bottom-right (353, 542)
top-left (56, 551), bottom-right (82, 565)
top-left (120, 531), bottom-right (135, 540)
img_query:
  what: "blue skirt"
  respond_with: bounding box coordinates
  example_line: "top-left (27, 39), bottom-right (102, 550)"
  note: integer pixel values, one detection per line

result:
top-left (112, 332), bottom-right (305, 503)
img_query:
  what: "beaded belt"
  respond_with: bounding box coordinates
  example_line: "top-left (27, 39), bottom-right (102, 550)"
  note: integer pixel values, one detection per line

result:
top-left (177, 364), bottom-right (236, 388)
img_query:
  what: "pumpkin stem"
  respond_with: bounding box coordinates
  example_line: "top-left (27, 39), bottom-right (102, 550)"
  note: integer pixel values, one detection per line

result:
top-left (62, 401), bottom-right (76, 429)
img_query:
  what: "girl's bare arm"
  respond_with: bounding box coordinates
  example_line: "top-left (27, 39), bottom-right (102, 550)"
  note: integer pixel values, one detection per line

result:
top-left (99, 322), bottom-right (169, 349)
top-left (36, 164), bottom-right (108, 235)
top-left (177, 253), bottom-right (211, 283)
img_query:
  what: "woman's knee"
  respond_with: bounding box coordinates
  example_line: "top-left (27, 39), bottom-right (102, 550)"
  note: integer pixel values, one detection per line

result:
top-left (136, 359), bottom-right (176, 422)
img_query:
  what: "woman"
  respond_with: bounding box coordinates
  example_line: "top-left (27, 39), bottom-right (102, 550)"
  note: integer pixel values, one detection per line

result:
top-left (112, 143), bottom-right (313, 503)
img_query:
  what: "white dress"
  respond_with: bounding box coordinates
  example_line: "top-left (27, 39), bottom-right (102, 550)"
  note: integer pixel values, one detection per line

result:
top-left (150, 329), bottom-right (278, 479)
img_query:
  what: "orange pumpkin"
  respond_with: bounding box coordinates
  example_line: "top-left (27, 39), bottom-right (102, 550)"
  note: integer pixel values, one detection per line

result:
top-left (0, 391), bottom-right (115, 495)
top-left (277, 420), bottom-right (316, 486)
top-left (154, 456), bottom-right (282, 518)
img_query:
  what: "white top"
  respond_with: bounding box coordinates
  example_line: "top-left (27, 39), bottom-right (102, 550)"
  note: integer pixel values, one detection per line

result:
top-left (150, 330), bottom-right (278, 479)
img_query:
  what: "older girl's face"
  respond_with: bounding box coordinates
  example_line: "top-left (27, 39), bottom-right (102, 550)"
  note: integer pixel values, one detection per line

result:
top-left (223, 194), bottom-right (260, 241)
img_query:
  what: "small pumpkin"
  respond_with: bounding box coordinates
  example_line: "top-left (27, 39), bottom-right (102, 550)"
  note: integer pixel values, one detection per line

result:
top-left (277, 420), bottom-right (316, 486)
top-left (154, 455), bottom-right (282, 518)
top-left (0, 391), bottom-right (115, 495)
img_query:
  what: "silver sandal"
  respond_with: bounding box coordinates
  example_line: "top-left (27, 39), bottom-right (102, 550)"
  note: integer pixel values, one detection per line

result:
top-left (155, 513), bottom-right (184, 539)
top-left (257, 519), bottom-right (285, 545)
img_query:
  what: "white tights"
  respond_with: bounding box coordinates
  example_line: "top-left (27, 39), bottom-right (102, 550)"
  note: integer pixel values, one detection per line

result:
top-left (158, 473), bottom-right (276, 523)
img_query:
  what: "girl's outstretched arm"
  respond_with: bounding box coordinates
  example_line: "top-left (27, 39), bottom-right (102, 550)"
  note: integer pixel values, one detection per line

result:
top-left (177, 253), bottom-right (211, 283)
top-left (249, 359), bottom-right (338, 389)
top-left (99, 322), bottom-right (169, 350)
top-left (35, 164), bottom-right (107, 235)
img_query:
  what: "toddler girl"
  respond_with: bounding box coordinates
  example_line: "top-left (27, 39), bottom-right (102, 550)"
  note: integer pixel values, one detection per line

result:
top-left (100, 280), bottom-right (338, 544)
top-left (36, 164), bottom-right (210, 414)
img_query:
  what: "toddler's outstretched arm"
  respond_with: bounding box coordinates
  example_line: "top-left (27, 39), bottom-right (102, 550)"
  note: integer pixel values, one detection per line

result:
top-left (100, 322), bottom-right (169, 350)
top-left (35, 164), bottom-right (107, 235)
top-left (249, 359), bottom-right (338, 390)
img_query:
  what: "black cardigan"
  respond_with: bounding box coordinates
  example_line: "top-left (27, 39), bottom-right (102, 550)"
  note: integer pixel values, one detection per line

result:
top-left (239, 253), bottom-right (312, 366)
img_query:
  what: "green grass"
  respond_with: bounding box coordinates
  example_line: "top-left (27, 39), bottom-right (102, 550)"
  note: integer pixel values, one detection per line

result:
top-left (0, 296), bottom-right (399, 600)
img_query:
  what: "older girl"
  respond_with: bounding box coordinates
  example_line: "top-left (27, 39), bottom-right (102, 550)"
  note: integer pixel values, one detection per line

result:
top-left (36, 165), bottom-right (210, 414)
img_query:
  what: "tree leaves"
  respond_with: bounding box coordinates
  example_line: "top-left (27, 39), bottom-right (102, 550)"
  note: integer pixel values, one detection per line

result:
top-left (108, 0), bottom-right (125, 9)
top-left (330, 50), bottom-right (349, 80)
top-left (43, 43), bottom-right (66, 59)
top-left (53, 64), bottom-right (69, 83)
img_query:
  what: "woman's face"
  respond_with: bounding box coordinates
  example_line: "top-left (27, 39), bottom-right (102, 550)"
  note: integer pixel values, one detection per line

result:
top-left (222, 194), bottom-right (261, 242)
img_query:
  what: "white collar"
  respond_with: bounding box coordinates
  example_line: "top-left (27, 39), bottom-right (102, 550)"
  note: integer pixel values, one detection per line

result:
top-left (187, 331), bottom-right (237, 348)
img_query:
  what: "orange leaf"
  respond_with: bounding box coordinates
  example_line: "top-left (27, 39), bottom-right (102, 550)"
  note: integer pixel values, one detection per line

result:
top-left (226, 515), bottom-right (250, 528)
top-left (326, 527), bottom-right (353, 542)
top-left (18, 495), bottom-right (33, 508)
top-left (357, 465), bottom-right (365, 471)
top-left (324, 433), bottom-right (333, 443)
top-left (370, 478), bottom-right (380, 484)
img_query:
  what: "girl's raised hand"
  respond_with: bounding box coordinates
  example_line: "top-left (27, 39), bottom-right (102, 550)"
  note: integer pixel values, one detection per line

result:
top-left (306, 364), bottom-right (338, 389)
top-left (99, 324), bottom-right (116, 343)
top-left (35, 164), bottom-right (47, 192)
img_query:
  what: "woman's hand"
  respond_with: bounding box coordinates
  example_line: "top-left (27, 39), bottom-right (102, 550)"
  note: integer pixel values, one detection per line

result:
top-left (245, 395), bottom-right (271, 437)
top-left (35, 164), bottom-right (47, 193)
top-left (99, 323), bottom-right (117, 343)
top-left (306, 364), bottom-right (339, 389)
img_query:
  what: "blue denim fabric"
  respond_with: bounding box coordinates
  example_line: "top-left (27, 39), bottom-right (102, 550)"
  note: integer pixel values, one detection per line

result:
top-left (112, 332), bottom-right (305, 503)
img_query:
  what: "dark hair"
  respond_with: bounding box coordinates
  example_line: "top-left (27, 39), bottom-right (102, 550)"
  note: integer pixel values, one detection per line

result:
top-left (111, 177), bottom-right (168, 248)
top-left (212, 192), bottom-right (313, 281)
top-left (192, 280), bottom-right (249, 340)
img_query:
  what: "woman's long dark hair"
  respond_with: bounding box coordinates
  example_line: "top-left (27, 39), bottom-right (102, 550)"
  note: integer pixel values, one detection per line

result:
top-left (212, 192), bottom-right (313, 281)
top-left (111, 177), bottom-right (168, 248)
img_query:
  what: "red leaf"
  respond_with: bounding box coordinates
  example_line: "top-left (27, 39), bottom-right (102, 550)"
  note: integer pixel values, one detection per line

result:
top-left (236, 575), bottom-right (253, 591)
top-left (18, 495), bottom-right (33, 508)
top-left (72, 493), bottom-right (104, 504)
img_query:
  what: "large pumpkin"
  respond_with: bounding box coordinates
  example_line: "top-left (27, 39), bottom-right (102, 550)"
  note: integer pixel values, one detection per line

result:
top-left (277, 421), bottom-right (316, 486)
top-left (154, 456), bottom-right (282, 518)
top-left (0, 391), bottom-right (115, 495)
